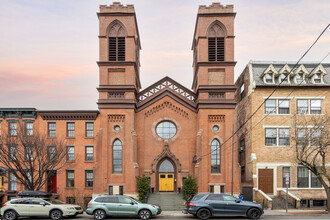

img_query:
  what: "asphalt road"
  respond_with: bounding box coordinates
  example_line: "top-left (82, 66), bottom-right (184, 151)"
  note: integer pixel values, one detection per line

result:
top-left (10, 214), bottom-right (329, 220)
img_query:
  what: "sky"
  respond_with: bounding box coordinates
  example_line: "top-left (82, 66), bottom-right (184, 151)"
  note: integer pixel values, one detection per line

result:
top-left (0, 0), bottom-right (329, 110)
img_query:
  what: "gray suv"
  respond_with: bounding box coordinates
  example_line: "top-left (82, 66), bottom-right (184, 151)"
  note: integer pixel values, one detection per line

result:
top-left (184, 193), bottom-right (263, 219)
top-left (86, 195), bottom-right (161, 219)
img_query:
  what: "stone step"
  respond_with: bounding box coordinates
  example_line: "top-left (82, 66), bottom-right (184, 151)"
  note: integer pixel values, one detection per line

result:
top-left (148, 193), bottom-right (185, 211)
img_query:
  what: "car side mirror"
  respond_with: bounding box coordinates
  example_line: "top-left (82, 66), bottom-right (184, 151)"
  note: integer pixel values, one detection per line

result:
top-left (235, 199), bottom-right (241, 203)
top-left (130, 202), bottom-right (135, 205)
top-left (40, 202), bottom-right (46, 206)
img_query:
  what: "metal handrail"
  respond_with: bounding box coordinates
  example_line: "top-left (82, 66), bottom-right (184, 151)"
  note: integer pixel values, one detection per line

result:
top-left (144, 187), bottom-right (151, 203)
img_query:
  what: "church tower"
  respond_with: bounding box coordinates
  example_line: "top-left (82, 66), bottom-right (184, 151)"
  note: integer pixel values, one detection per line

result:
top-left (97, 2), bottom-right (141, 109)
top-left (192, 3), bottom-right (239, 194)
top-left (94, 2), bottom-right (141, 195)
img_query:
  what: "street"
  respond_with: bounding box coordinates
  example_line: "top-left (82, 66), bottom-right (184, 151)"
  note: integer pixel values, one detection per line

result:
top-left (11, 214), bottom-right (328, 220)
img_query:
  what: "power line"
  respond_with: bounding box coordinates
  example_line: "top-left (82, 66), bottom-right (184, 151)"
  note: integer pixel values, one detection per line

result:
top-left (194, 24), bottom-right (329, 162)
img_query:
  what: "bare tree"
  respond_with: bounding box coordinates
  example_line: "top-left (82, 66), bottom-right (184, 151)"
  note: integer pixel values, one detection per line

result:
top-left (0, 122), bottom-right (67, 191)
top-left (292, 114), bottom-right (330, 210)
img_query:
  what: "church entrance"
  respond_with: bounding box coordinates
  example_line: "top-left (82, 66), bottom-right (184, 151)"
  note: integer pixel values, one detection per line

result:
top-left (157, 158), bottom-right (176, 192)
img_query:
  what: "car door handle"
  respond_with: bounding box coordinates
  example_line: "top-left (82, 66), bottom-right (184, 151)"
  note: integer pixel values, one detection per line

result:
top-left (118, 205), bottom-right (122, 206)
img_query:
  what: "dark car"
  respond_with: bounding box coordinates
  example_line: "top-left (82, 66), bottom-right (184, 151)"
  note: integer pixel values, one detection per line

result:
top-left (184, 193), bottom-right (263, 219)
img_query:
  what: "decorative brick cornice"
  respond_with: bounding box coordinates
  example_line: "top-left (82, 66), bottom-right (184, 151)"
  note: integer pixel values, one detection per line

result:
top-left (38, 111), bottom-right (99, 120)
top-left (208, 115), bottom-right (225, 122)
top-left (108, 114), bottom-right (125, 122)
top-left (144, 101), bottom-right (189, 119)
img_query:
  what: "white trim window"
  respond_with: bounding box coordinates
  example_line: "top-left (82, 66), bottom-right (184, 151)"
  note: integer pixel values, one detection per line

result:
top-left (297, 167), bottom-right (322, 188)
top-left (25, 122), bottom-right (33, 136)
top-left (265, 73), bottom-right (273, 83)
top-left (297, 127), bottom-right (321, 147)
top-left (279, 73), bottom-right (289, 83)
top-left (295, 73), bottom-right (304, 83)
top-left (265, 99), bottom-right (290, 114)
top-left (313, 73), bottom-right (322, 83)
top-left (265, 128), bottom-right (290, 146)
top-left (297, 99), bottom-right (322, 115)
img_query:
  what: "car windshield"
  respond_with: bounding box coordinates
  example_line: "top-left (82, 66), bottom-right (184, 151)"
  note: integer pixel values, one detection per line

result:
top-left (129, 197), bottom-right (141, 204)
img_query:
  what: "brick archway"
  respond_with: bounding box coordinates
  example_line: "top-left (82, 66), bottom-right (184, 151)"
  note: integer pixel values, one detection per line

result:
top-left (152, 142), bottom-right (181, 192)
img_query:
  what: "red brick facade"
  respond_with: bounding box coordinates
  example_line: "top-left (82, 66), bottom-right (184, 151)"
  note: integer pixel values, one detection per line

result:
top-left (0, 2), bottom-right (240, 206)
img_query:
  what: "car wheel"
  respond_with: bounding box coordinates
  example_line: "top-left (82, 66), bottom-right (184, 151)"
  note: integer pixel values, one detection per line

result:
top-left (197, 208), bottom-right (211, 220)
top-left (139, 209), bottom-right (151, 220)
top-left (4, 210), bottom-right (17, 220)
top-left (93, 209), bottom-right (106, 220)
top-left (247, 208), bottom-right (262, 219)
top-left (50, 209), bottom-right (63, 220)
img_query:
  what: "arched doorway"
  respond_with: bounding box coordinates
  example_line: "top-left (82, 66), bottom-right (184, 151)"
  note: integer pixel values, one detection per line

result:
top-left (157, 158), bottom-right (176, 192)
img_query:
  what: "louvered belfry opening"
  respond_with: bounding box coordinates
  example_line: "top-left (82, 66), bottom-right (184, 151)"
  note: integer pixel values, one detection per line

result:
top-left (108, 37), bottom-right (125, 61)
top-left (208, 37), bottom-right (224, 61)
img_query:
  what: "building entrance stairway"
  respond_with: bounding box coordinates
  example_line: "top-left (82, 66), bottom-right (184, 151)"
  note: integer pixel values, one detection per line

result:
top-left (147, 192), bottom-right (185, 211)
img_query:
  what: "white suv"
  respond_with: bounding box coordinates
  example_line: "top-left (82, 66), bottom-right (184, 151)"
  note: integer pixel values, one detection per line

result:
top-left (1, 198), bottom-right (83, 220)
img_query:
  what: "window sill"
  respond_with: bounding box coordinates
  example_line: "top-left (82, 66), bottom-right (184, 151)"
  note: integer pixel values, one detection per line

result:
top-left (85, 187), bottom-right (93, 190)
top-left (297, 114), bottom-right (323, 116)
top-left (210, 173), bottom-right (222, 176)
top-left (65, 187), bottom-right (75, 189)
top-left (66, 160), bottom-right (75, 163)
top-left (264, 114), bottom-right (291, 116)
top-left (84, 137), bottom-right (94, 139)
top-left (66, 137), bottom-right (76, 139)
top-left (84, 160), bottom-right (95, 163)
top-left (265, 145), bottom-right (290, 148)
top-left (47, 137), bottom-right (57, 139)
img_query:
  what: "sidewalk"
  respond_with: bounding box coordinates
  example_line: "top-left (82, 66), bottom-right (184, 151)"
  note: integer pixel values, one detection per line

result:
top-left (159, 209), bottom-right (329, 217)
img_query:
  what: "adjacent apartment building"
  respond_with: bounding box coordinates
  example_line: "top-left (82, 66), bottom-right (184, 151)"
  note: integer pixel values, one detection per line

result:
top-left (0, 2), bottom-right (241, 206)
top-left (235, 61), bottom-right (329, 208)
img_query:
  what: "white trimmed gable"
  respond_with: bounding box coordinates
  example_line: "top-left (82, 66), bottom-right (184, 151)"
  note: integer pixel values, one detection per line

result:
top-left (310, 64), bottom-right (327, 84)
top-left (294, 64), bottom-right (308, 84)
top-left (278, 64), bottom-right (291, 83)
top-left (262, 64), bottom-right (278, 84)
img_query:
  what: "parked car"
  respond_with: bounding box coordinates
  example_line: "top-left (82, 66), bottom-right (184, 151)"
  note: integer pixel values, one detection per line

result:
top-left (183, 193), bottom-right (264, 219)
top-left (86, 195), bottom-right (161, 220)
top-left (1, 197), bottom-right (83, 220)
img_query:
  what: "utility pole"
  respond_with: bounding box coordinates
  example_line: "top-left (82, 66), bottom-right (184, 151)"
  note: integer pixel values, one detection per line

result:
top-left (231, 127), bottom-right (234, 196)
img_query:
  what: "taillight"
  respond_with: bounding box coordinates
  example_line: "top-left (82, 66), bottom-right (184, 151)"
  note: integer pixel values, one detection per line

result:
top-left (187, 202), bottom-right (196, 207)
top-left (2, 204), bottom-right (6, 207)
top-left (87, 203), bottom-right (92, 206)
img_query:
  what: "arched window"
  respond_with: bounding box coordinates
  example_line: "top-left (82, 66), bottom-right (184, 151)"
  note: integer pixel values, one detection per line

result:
top-left (207, 23), bottom-right (225, 61)
top-left (107, 21), bottom-right (126, 61)
top-left (211, 139), bottom-right (220, 173)
top-left (112, 139), bottom-right (122, 173)
top-left (159, 159), bottom-right (174, 172)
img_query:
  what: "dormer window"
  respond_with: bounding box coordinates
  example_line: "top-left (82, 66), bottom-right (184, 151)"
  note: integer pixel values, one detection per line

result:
top-left (294, 65), bottom-right (308, 84)
top-left (310, 64), bottom-right (327, 84)
top-left (314, 73), bottom-right (322, 83)
top-left (265, 73), bottom-right (273, 83)
top-left (280, 73), bottom-right (289, 83)
top-left (263, 64), bottom-right (277, 84)
top-left (296, 73), bottom-right (304, 83)
top-left (278, 65), bottom-right (291, 84)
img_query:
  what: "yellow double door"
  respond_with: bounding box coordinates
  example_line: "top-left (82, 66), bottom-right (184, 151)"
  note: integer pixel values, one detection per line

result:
top-left (159, 173), bottom-right (174, 191)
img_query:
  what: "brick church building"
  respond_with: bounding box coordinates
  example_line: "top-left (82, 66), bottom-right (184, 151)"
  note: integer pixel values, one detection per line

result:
top-left (0, 2), bottom-right (240, 204)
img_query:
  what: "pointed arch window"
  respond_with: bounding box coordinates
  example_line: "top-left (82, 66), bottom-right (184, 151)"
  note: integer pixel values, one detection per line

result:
top-left (107, 22), bottom-right (126, 61)
top-left (207, 23), bottom-right (225, 61)
top-left (112, 139), bottom-right (122, 173)
top-left (211, 139), bottom-right (221, 173)
top-left (159, 159), bottom-right (174, 173)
